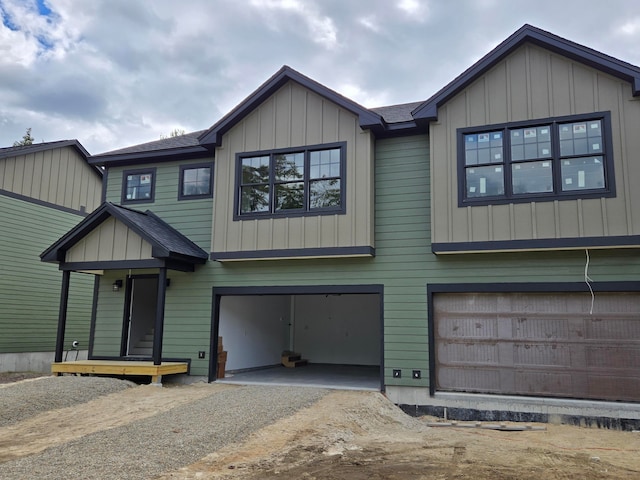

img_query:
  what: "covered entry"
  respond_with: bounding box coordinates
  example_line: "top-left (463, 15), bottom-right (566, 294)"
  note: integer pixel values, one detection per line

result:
top-left (430, 285), bottom-right (640, 402)
top-left (41, 202), bottom-right (208, 380)
top-left (211, 285), bottom-right (384, 389)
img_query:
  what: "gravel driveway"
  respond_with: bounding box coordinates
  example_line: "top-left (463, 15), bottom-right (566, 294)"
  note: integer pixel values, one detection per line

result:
top-left (0, 376), bottom-right (328, 479)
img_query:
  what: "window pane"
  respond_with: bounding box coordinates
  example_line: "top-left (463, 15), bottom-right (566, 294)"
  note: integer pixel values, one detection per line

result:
top-left (275, 182), bottom-right (304, 210)
top-left (561, 157), bottom-right (605, 191)
top-left (182, 167), bottom-right (211, 196)
top-left (559, 120), bottom-right (603, 157)
top-left (514, 125), bottom-right (552, 160)
top-left (240, 185), bottom-right (270, 213)
top-left (242, 156), bottom-right (269, 184)
top-left (126, 173), bottom-right (152, 200)
top-left (275, 152), bottom-right (303, 181)
top-left (465, 165), bottom-right (504, 198)
top-left (310, 179), bottom-right (341, 209)
top-left (512, 161), bottom-right (553, 194)
top-left (310, 148), bottom-right (341, 179)
top-left (464, 131), bottom-right (503, 166)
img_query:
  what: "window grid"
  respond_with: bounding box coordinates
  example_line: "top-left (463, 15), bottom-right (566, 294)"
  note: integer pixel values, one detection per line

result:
top-left (237, 143), bottom-right (345, 218)
top-left (180, 164), bottom-right (212, 199)
top-left (459, 113), bottom-right (612, 205)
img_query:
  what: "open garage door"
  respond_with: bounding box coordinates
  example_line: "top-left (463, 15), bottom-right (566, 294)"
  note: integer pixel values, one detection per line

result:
top-left (433, 292), bottom-right (640, 402)
top-left (212, 286), bottom-right (383, 389)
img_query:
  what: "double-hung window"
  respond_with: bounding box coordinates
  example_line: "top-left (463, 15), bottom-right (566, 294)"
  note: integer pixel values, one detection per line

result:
top-left (459, 112), bottom-right (615, 205)
top-left (236, 142), bottom-right (345, 218)
top-left (122, 168), bottom-right (156, 204)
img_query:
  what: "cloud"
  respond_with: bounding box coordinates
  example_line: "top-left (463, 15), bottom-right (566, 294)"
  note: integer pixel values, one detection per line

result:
top-left (397, 0), bottom-right (429, 22)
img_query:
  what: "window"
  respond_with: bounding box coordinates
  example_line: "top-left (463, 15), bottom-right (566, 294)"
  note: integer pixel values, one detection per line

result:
top-left (236, 142), bottom-right (345, 218)
top-left (179, 163), bottom-right (213, 200)
top-left (122, 168), bottom-right (156, 203)
top-left (458, 112), bottom-right (614, 205)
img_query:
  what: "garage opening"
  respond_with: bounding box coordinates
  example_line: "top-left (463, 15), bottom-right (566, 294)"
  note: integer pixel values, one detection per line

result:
top-left (211, 286), bottom-right (383, 390)
top-left (432, 290), bottom-right (640, 402)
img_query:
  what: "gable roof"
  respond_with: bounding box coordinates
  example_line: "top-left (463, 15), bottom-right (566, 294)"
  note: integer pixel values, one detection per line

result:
top-left (198, 65), bottom-right (387, 147)
top-left (0, 139), bottom-right (102, 177)
top-left (412, 24), bottom-right (640, 123)
top-left (41, 202), bottom-right (208, 268)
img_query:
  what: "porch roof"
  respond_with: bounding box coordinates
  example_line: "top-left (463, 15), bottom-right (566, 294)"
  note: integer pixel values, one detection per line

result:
top-left (40, 202), bottom-right (208, 271)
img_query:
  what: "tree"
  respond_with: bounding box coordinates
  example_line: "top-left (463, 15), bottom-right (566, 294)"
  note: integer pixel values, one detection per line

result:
top-left (13, 128), bottom-right (34, 146)
top-left (160, 128), bottom-right (186, 139)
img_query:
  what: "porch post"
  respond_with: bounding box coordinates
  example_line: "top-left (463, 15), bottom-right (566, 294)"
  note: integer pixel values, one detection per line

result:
top-left (152, 267), bottom-right (167, 366)
top-left (54, 270), bottom-right (71, 363)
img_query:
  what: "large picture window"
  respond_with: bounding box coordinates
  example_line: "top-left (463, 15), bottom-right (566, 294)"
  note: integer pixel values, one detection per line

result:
top-left (122, 168), bottom-right (156, 204)
top-left (458, 112), bottom-right (615, 205)
top-left (236, 142), bottom-right (345, 218)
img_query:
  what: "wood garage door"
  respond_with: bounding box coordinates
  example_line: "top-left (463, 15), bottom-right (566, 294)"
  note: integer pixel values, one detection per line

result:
top-left (434, 292), bottom-right (640, 402)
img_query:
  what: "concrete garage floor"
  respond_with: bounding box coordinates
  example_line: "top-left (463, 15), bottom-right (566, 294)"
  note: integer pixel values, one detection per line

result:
top-left (217, 364), bottom-right (381, 391)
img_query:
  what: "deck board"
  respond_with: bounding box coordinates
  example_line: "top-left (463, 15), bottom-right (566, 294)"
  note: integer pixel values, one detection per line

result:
top-left (51, 360), bottom-right (189, 383)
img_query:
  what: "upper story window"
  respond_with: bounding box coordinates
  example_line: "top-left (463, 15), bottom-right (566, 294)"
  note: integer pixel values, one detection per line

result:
top-left (235, 142), bottom-right (346, 219)
top-left (458, 112), bottom-right (615, 206)
top-left (179, 163), bottom-right (213, 200)
top-left (122, 168), bottom-right (156, 204)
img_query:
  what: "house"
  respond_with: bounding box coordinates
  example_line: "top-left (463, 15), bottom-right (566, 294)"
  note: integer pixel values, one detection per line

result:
top-left (42, 25), bottom-right (640, 423)
top-left (0, 140), bottom-right (103, 372)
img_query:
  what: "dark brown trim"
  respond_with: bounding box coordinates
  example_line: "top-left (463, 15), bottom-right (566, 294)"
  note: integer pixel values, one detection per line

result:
top-left (211, 245), bottom-right (375, 261)
top-left (153, 268), bottom-right (167, 365)
top-left (432, 235), bottom-right (640, 254)
top-left (54, 270), bottom-right (71, 363)
top-left (60, 259), bottom-right (166, 271)
top-left (457, 112), bottom-right (615, 206)
top-left (178, 161), bottom-right (214, 201)
top-left (121, 167), bottom-right (157, 205)
top-left (88, 275), bottom-right (100, 358)
top-left (233, 142), bottom-right (347, 220)
top-left (413, 24), bottom-right (640, 123)
top-left (0, 189), bottom-right (88, 216)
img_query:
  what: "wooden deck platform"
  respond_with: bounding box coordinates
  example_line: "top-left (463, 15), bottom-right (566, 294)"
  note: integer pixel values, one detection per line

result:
top-left (51, 360), bottom-right (189, 384)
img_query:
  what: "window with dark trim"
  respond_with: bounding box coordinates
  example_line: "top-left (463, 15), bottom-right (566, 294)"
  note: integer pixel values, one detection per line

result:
top-left (458, 112), bottom-right (615, 206)
top-left (235, 142), bottom-right (346, 219)
top-left (122, 168), bottom-right (156, 204)
top-left (179, 163), bottom-right (213, 200)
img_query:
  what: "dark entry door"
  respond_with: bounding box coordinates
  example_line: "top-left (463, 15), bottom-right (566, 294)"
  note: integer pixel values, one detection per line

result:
top-left (125, 276), bottom-right (158, 356)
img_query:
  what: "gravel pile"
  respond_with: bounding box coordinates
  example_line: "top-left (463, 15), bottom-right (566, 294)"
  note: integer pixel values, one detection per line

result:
top-left (0, 377), bottom-right (328, 479)
top-left (0, 376), bottom-right (135, 427)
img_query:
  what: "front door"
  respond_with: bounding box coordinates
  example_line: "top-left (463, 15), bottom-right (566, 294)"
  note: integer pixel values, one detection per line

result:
top-left (125, 276), bottom-right (158, 356)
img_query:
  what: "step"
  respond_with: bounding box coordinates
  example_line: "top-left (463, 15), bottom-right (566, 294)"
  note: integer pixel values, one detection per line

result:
top-left (129, 347), bottom-right (152, 356)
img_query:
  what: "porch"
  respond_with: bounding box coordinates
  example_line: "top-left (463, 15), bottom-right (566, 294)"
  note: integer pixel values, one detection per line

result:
top-left (51, 360), bottom-right (189, 384)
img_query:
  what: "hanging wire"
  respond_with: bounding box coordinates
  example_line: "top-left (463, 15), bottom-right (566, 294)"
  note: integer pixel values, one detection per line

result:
top-left (584, 249), bottom-right (595, 315)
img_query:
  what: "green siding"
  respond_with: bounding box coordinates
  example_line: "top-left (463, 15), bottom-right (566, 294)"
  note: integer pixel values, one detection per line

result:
top-left (0, 195), bottom-right (95, 354)
top-left (106, 159), bottom-right (212, 250)
top-left (94, 134), bottom-right (640, 384)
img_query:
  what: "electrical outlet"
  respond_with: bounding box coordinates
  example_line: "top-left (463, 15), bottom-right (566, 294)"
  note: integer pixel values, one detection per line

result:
top-left (198, 351), bottom-right (206, 359)
top-left (393, 369), bottom-right (402, 378)
top-left (412, 370), bottom-right (421, 379)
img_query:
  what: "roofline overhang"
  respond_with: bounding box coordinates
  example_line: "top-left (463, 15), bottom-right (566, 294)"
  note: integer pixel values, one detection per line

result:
top-left (89, 145), bottom-right (210, 167)
top-left (412, 24), bottom-right (640, 124)
top-left (198, 65), bottom-right (387, 148)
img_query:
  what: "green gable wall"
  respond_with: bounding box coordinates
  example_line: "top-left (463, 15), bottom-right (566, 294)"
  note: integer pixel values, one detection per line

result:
top-left (0, 194), bottom-right (95, 355)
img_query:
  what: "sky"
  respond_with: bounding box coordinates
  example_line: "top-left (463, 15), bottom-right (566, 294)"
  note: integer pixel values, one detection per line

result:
top-left (1, 0), bottom-right (640, 155)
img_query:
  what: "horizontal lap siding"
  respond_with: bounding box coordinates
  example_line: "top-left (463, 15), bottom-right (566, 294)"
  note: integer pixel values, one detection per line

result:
top-left (0, 195), bottom-right (94, 353)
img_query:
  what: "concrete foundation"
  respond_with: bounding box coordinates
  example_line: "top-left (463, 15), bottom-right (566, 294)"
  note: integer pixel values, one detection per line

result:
top-left (386, 386), bottom-right (640, 431)
top-left (0, 350), bottom-right (88, 373)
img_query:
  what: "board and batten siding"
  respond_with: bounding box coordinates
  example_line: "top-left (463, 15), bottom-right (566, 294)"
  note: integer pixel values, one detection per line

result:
top-left (0, 145), bottom-right (102, 213)
top-left (212, 80), bottom-right (375, 257)
top-left (65, 217), bottom-right (153, 263)
top-left (105, 158), bottom-right (213, 251)
top-left (431, 43), bottom-right (640, 247)
top-left (0, 194), bottom-right (95, 354)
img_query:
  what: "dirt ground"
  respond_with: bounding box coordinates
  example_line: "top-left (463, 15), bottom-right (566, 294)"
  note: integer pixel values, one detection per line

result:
top-left (3, 377), bottom-right (640, 479)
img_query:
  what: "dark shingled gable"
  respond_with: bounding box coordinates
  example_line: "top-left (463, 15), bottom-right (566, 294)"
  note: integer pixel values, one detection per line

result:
top-left (41, 202), bottom-right (208, 265)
